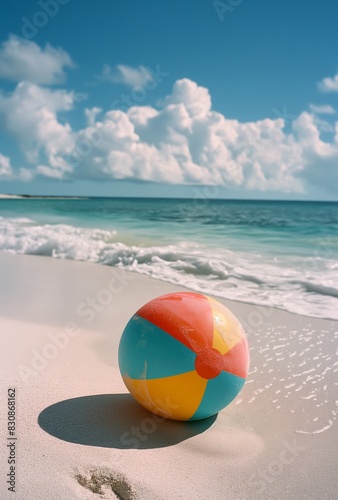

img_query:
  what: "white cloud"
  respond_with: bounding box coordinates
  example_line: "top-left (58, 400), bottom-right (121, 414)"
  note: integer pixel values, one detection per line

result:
top-left (85, 107), bottom-right (102, 126)
top-left (309, 104), bottom-right (335, 114)
top-left (292, 113), bottom-right (338, 191)
top-left (66, 79), bottom-right (338, 193)
top-left (0, 82), bottom-right (75, 178)
top-left (63, 80), bottom-right (305, 191)
top-left (35, 165), bottom-right (65, 179)
top-left (313, 116), bottom-right (334, 133)
top-left (1, 74), bottom-right (338, 195)
top-left (100, 64), bottom-right (154, 88)
top-left (0, 154), bottom-right (34, 181)
top-left (163, 78), bottom-right (212, 119)
top-left (18, 168), bottom-right (33, 181)
top-left (0, 153), bottom-right (12, 176)
top-left (0, 37), bottom-right (73, 84)
top-left (318, 73), bottom-right (338, 93)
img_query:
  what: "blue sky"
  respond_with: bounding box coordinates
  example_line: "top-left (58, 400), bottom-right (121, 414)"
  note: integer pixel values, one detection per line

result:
top-left (0, 0), bottom-right (338, 199)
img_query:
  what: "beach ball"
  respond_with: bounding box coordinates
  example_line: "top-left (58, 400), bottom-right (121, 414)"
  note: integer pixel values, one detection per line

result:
top-left (118, 292), bottom-right (250, 421)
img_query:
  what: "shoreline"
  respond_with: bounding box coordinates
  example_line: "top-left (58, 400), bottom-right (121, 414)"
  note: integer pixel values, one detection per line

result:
top-left (0, 253), bottom-right (337, 499)
top-left (0, 250), bottom-right (336, 322)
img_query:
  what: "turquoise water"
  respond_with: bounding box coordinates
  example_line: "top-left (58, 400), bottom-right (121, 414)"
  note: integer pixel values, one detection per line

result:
top-left (0, 198), bottom-right (337, 319)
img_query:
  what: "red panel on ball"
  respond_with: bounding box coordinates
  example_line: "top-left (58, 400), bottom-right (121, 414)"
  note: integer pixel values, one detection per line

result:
top-left (220, 338), bottom-right (250, 379)
top-left (136, 292), bottom-right (214, 353)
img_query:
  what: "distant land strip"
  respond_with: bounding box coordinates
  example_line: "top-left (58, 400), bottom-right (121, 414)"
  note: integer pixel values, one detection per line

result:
top-left (0, 194), bottom-right (89, 199)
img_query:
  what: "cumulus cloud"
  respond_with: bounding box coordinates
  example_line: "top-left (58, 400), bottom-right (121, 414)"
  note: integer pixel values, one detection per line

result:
top-left (163, 78), bottom-right (212, 119)
top-left (0, 74), bottom-right (338, 194)
top-left (61, 79), bottom-right (310, 191)
top-left (65, 79), bottom-right (338, 193)
top-left (0, 154), bottom-right (34, 181)
top-left (292, 113), bottom-right (338, 191)
top-left (318, 72), bottom-right (338, 93)
top-left (100, 64), bottom-right (154, 88)
top-left (0, 82), bottom-right (75, 178)
top-left (85, 107), bottom-right (102, 126)
top-left (18, 168), bottom-right (33, 181)
top-left (0, 153), bottom-right (12, 176)
top-left (309, 104), bottom-right (335, 115)
top-left (0, 37), bottom-right (73, 84)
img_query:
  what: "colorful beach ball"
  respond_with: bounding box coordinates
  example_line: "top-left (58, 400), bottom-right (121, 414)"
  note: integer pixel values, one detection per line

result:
top-left (118, 292), bottom-right (250, 421)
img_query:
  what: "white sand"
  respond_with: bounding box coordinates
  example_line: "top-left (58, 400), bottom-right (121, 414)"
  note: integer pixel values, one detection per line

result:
top-left (0, 194), bottom-right (24, 199)
top-left (0, 253), bottom-right (337, 499)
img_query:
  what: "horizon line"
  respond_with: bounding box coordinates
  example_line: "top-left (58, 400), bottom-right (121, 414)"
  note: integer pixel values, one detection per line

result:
top-left (0, 193), bottom-right (337, 203)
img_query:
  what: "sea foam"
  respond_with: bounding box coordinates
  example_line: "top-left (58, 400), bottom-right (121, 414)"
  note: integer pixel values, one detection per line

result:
top-left (0, 216), bottom-right (337, 320)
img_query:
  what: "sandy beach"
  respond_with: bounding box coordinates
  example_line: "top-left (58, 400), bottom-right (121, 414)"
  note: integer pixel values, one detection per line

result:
top-left (0, 252), bottom-right (337, 500)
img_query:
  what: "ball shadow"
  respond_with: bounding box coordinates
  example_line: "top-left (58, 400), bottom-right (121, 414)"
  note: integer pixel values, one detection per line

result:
top-left (38, 393), bottom-right (217, 449)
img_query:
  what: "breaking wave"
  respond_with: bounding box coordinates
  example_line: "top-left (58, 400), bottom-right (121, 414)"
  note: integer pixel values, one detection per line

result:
top-left (0, 216), bottom-right (337, 320)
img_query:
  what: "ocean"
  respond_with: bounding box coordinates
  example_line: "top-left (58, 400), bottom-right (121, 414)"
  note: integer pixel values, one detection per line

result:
top-left (0, 197), bottom-right (337, 320)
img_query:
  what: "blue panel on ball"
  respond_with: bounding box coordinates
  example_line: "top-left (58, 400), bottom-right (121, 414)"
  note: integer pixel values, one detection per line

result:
top-left (118, 315), bottom-right (197, 380)
top-left (189, 371), bottom-right (246, 420)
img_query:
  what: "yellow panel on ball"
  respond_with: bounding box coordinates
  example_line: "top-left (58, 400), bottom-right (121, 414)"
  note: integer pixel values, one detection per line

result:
top-left (123, 371), bottom-right (208, 420)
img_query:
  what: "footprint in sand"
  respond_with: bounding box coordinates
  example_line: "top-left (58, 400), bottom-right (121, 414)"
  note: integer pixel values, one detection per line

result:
top-left (75, 467), bottom-right (138, 500)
